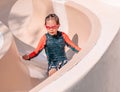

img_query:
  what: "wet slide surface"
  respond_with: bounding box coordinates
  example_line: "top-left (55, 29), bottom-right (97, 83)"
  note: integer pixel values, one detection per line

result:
top-left (0, 22), bottom-right (47, 92)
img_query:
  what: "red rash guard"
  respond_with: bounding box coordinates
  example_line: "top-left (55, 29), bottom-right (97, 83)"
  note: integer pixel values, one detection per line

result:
top-left (28, 31), bottom-right (81, 60)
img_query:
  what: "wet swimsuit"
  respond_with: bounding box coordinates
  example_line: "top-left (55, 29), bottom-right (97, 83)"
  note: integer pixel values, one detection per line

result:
top-left (28, 31), bottom-right (80, 71)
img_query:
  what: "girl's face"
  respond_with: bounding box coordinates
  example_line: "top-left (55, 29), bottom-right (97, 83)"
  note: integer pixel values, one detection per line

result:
top-left (45, 19), bottom-right (59, 36)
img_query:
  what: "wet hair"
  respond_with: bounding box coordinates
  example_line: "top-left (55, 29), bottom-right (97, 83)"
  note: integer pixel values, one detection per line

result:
top-left (45, 13), bottom-right (60, 25)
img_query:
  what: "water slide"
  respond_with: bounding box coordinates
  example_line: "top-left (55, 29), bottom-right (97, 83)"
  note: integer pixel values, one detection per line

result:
top-left (0, 0), bottom-right (120, 92)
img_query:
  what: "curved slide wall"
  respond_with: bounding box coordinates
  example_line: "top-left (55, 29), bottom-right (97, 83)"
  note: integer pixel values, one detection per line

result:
top-left (65, 29), bottom-right (120, 92)
top-left (0, 0), bottom-right (120, 92)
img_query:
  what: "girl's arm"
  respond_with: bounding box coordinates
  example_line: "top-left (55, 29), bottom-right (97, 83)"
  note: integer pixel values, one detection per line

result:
top-left (22, 35), bottom-right (46, 60)
top-left (62, 32), bottom-right (81, 52)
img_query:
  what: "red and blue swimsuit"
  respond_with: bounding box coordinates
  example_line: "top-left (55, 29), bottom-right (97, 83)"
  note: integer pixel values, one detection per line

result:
top-left (28, 31), bottom-right (80, 71)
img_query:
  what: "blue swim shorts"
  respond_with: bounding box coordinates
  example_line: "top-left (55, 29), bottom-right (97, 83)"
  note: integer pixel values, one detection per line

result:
top-left (48, 60), bottom-right (68, 71)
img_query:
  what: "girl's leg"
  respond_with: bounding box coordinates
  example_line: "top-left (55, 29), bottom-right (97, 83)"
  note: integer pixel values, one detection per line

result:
top-left (48, 68), bottom-right (57, 76)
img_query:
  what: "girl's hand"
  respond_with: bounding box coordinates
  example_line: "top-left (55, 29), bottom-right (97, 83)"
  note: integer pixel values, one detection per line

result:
top-left (22, 54), bottom-right (30, 60)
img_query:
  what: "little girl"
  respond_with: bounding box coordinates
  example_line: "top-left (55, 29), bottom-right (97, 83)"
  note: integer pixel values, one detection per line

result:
top-left (22, 13), bottom-right (81, 76)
